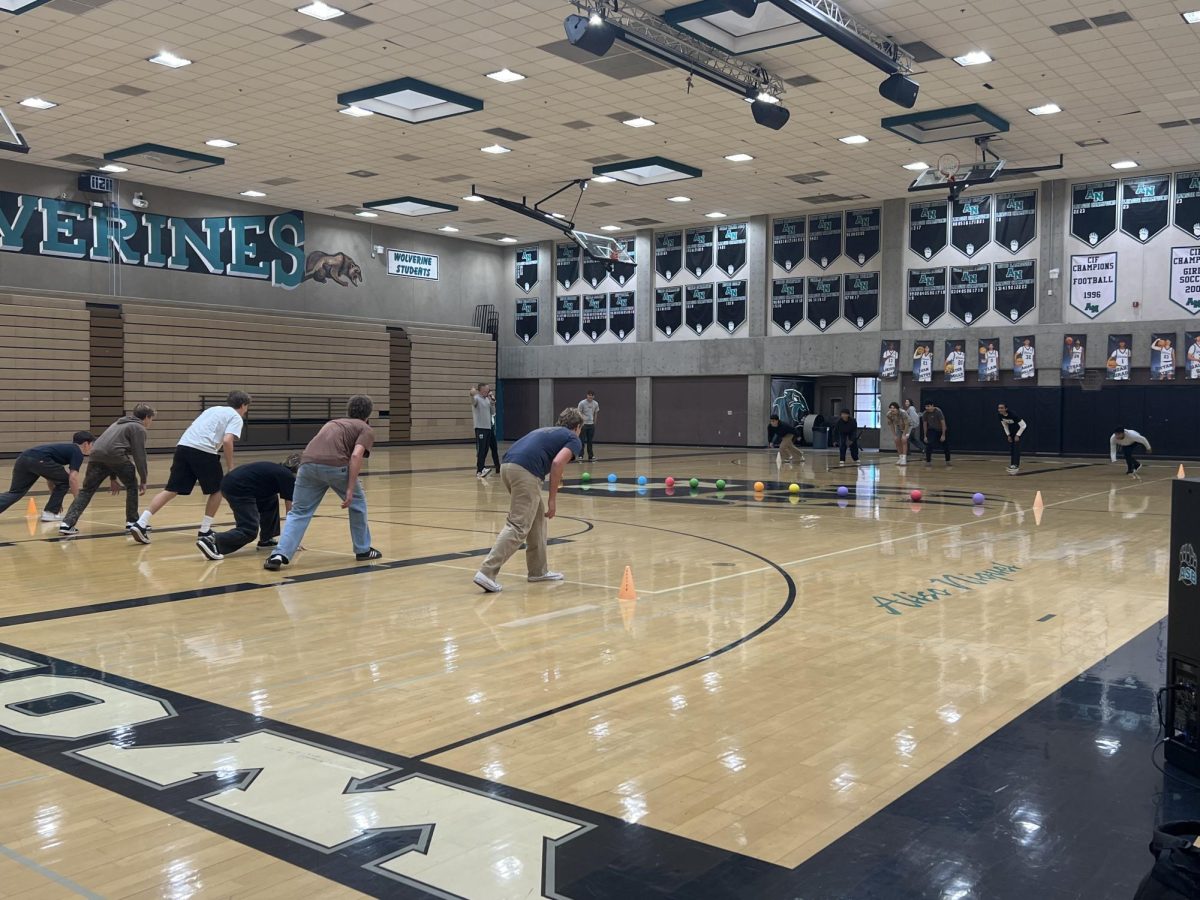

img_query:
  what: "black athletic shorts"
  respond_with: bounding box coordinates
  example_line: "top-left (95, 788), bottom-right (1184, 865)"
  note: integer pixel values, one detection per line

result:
top-left (165, 445), bottom-right (224, 495)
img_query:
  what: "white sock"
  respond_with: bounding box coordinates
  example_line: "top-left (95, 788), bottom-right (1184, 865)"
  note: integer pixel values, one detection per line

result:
top-left (200, 515), bottom-right (214, 532)
top-left (137, 511), bottom-right (151, 527)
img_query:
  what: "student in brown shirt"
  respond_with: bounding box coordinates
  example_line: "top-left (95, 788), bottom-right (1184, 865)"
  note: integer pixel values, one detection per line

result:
top-left (265, 395), bottom-right (381, 571)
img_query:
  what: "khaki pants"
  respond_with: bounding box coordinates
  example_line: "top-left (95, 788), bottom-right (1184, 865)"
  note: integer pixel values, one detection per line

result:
top-left (779, 434), bottom-right (804, 463)
top-left (480, 464), bottom-right (548, 578)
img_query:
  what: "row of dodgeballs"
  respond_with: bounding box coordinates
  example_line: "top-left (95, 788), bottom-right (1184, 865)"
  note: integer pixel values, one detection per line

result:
top-left (581, 473), bottom-right (726, 490)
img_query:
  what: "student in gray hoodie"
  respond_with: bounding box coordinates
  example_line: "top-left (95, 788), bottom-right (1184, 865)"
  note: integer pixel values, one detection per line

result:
top-left (60, 404), bottom-right (155, 535)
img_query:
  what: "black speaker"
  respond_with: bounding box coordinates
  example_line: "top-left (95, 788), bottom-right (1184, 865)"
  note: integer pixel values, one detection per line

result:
top-left (879, 73), bottom-right (919, 109)
top-left (716, 0), bottom-right (758, 15)
top-left (751, 99), bottom-right (790, 131)
top-left (564, 13), bottom-right (616, 56)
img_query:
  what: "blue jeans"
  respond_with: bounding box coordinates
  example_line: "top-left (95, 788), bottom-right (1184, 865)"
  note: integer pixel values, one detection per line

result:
top-left (276, 463), bottom-right (371, 560)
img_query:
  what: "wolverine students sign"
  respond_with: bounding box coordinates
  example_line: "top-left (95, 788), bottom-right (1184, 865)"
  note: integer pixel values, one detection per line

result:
top-left (387, 248), bottom-right (439, 280)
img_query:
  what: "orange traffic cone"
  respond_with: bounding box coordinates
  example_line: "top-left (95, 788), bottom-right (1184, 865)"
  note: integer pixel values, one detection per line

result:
top-left (1032, 490), bottom-right (1044, 510)
top-left (619, 596), bottom-right (637, 632)
top-left (1179, 464), bottom-right (1187, 479)
top-left (1032, 491), bottom-right (1044, 527)
top-left (25, 497), bottom-right (37, 517)
top-left (618, 565), bottom-right (637, 601)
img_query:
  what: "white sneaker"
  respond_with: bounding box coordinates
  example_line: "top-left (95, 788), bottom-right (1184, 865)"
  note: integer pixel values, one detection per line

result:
top-left (1008, 467), bottom-right (1019, 475)
top-left (40, 511), bottom-right (63, 522)
top-left (473, 571), bottom-right (502, 593)
top-left (479, 467), bottom-right (492, 479)
top-left (898, 456), bottom-right (907, 465)
top-left (528, 571), bottom-right (564, 582)
top-left (838, 461), bottom-right (845, 467)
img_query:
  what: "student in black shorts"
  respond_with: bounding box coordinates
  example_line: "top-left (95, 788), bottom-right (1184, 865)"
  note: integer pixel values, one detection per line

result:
top-left (196, 455), bottom-right (298, 561)
top-left (0, 431), bottom-right (95, 521)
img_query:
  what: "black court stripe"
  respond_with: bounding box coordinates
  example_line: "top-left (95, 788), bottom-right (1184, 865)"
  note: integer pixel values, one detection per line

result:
top-left (1012, 463), bottom-right (1099, 476)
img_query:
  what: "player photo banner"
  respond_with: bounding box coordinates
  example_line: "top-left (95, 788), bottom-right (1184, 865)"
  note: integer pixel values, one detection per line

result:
top-left (845, 207), bottom-right (881, 266)
top-left (995, 190), bottom-right (1037, 254)
top-left (1062, 334), bottom-right (1087, 379)
top-left (1151, 333), bottom-right (1177, 381)
top-left (772, 217), bottom-right (805, 271)
top-left (716, 280), bottom-right (747, 333)
top-left (1107, 333), bottom-right (1132, 380)
top-left (842, 272), bottom-right (879, 330)
top-left (978, 338), bottom-right (1000, 382)
top-left (943, 340), bottom-right (967, 383)
top-left (807, 212), bottom-right (842, 269)
top-left (771, 278), bottom-right (803, 333)
top-left (685, 282), bottom-right (714, 335)
top-left (1120, 175), bottom-right (1170, 243)
top-left (611, 238), bottom-right (636, 287)
top-left (1170, 246), bottom-right (1200, 316)
top-left (1187, 332), bottom-right (1200, 380)
top-left (1071, 180), bottom-right (1118, 247)
top-left (907, 266), bottom-right (947, 326)
top-left (1013, 335), bottom-right (1036, 380)
top-left (685, 227), bottom-right (714, 277)
top-left (951, 194), bottom-right (991, 257)
top-left (555, 242), bottom-right (580, 290)
top-left (1176, 171), bottom-right (1200, 238)
top-left (515, 297), bottom-right (538, 344)
top-left (949, 264), bottom-right (989, 325)
top-left (879, 339), bottom-right (900, 380)
top-left (715, 223), bottom-right (748, 276)
top-left (909, 200), bottom-right (948, 260)
top-left (655, 230), bottom-right (682, 280)
top-left (555, 295), bottom-right (580, 344)
top-left (515, 246), bottom-right (538, 293)
top-left (805, 274), bottom-right (840, 332)
top-left (582, 293), bottom-right (607, 343)
top-left (1070, 253), bottom-right (1117, 319)
top-left (912, 340), bottom-right (934, 383)
top-left (993, 259), bottom-right (1037, 323)
top-left (654, 286), bottom-right (682, 338)
top-left (608, 291), bottom-right (634, 341)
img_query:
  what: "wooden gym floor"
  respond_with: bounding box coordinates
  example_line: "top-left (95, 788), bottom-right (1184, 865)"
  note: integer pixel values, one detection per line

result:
top-left (0, 443), bottom-right (1190, 899)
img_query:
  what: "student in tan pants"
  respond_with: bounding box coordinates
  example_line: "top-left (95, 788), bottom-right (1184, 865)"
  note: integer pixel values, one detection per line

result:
top-left (473, 408), bottom-right (583, 593)
top-left (767, 415), bottom-right (805, 464)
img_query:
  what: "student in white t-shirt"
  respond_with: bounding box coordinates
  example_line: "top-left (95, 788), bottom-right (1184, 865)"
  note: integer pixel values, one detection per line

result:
top-left (129, 390), bottom-right (250, 544)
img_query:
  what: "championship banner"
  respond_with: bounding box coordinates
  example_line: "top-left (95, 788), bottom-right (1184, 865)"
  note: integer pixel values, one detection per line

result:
top-left (1120, 174), bottom-right (1169, 243)
top-left (993, 259), bottom-right (1037, 323)
top-left (771, 278), bottom-right (803, 333)
top-left (1062, 333), bottom-right (1087, 379)
top-left (805, 274), bottom-right (840, 332)
top-left (1106, 334), bottom-right (1132, 380)
top-left (1070, 253), bottom-right (1117, 319)
top-left (909, 200), bottom-right (948, 260)
top-left (977, 338), bottom-right (1000, 382)
top-left (582, 251), bottom-right (608, 289)
top-left (715, 223), bottom-right (747, 276)
top-left (1151, 333), bottom-right (1177, 381)
top-left (611, 238), bottom-right (636, 287)
top-left (772, 217), bottom-right (805, 271)
top-left (516, 246), bottom-right (538, 292)
top-left (807, 212), bottom-right (842, 269)
top-left (716, 280), bottom-right (747, 333)
top-left (951, 195), bottom-right (991, 257)
top-left (582, 293), bottom-right (607, 343)
top-left (556, 242), bottom-right (580, 290)
top-left (1013, 335), bottom-right (1036, 380)
top-left (845, 207), bottom-right (881, 266)
top-left (995, 190), bottom-right (1037, 254)
top-left (685, 227), bottom-right (714, 277)
top-left (655, 231), bottom-right (682, 280)
top-left (654, 286), bottom-right (682, 338)
top-left (907, 266), bottom-right (947, 326)
top-left (685, 283), bottom-right (714, 335)
top-left (943, 340), bottom-right (967, 383)
top-left (879, 339), bottom-right (900, 380)
top-left (1071, 180), bottom-right (1117, 246)
top-left (1187, 332), bottom-right (1200, 379)
top-left (515, 297), bottom-right (538, 344)
top-left (842, 272), bottom-right (879, 330)
top-left (608, 291), bottom-right (634, 341)
top-left (1170, 246), bottom-right (1200, 316)
top-left (555, 295), bottom-right (580, 343)
top-left (912, 340), bottom-right (934, 383)
top-left (1176, 171), bottom-right (1200, 238)
top-left (949, 264), bottom-right (989, 325)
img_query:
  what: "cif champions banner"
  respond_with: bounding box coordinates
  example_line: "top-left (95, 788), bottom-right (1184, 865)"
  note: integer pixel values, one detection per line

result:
top-left (0, 190), bottom-right (307, 288)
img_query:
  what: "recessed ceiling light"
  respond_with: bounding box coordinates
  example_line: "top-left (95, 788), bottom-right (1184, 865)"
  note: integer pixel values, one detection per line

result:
top-left (550, 212), bottom-right (566, 219)
top-left (754, 91), bottom-right (779, 104)
top-left (240, 190), bottom-right (266, 197)
top-left (667, 196), bottom-right (691, 202)
top-left (355, 210), bottom-right (378, 217)
top-left (19, 97), bottom-right (56, 110)
top-left (724, 153), bottom-right (754, 162)
top-left (462, 194), bottom-right (485, 202)
top-left (486, 68), bottom-right (526, 83)
top-left (99, 164), bottom-right (127, 173)
top-left (623, 116), bottom-right (655, 128)
top-left (439, 225), bottom-right (459, 232)
top-left (481, 144), bottom-right (511, 154)
top-left (149, 51), bottom-right (192, 69)
top-left (1110, 160), bottom-right (1139, 169)
top-left (298, 1), bottom-right (344, 19)
top-left (1027, 103), bottom-right (1061, 116)
top-left (1182, 10), bottom-right (1200, 23)
top-left (590, 175), bottom-right (616, 184)
top-left (839, 134), bottom-right (869, 144)
top-left (498, 236), bottom-right (518, 243)
top-left (205, 138), bottom-right (238, 148)
top-left (953, 50), bottom-right (992, 66)
top-left (600, 225), bottom-right (621, 231)
top-left (705, 211), bottom-right (727, 219)
top-left (902, 161), bottom-right (930, 171)
top-left (339, 105), bottom-right (374, 117)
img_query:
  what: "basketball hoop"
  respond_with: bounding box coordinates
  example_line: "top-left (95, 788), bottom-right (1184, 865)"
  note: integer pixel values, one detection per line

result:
top-left (937, 153), bottom-right (960, 184)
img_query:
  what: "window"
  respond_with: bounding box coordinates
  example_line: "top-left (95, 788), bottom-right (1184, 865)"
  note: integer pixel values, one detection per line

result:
top-left (854, 377), bottom-right (880, 428)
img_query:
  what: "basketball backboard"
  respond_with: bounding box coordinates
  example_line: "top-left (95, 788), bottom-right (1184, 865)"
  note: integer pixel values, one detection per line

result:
top-left (571, 230), bottom-right (635, 264)
top-left (0, 107), bottom-right (30, 154)
top-left (909, 158), bottom-right (1005, 192)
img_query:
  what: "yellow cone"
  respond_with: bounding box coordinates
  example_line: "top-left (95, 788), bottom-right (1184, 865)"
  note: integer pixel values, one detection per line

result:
top-left (618, 565), bottom-right (637, 601)
top-left (25, 497), bottom-right (37, 517)
top-left (1179, 464), bottom-right (1187, 479)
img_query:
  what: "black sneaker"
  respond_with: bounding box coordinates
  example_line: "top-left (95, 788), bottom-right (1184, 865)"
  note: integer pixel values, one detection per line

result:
top-left (256, 537), bottom-right (278, 549)
top-left (355, 548), bottom-right (383, 562)
top-left (58, 524), bottom-right (79, 537)
top-left (197, 529), bottom-right (213, 538)
top-left (264, 553), bottom-right (288, 571)
top-left (129, 522), bottom-right (151, 544)
top-left (196, 533), bottom-right (223, 561)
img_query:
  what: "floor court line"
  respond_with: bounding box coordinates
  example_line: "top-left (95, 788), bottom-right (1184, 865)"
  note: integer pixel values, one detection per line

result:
top-left (0, 840), bottom-right (105, 900)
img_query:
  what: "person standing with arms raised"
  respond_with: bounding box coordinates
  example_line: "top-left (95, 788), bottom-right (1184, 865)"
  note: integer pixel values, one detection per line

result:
top-left (470, 383), bottom-right (500, 479)
top-left (577, 390), bottom-right (599, 463)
